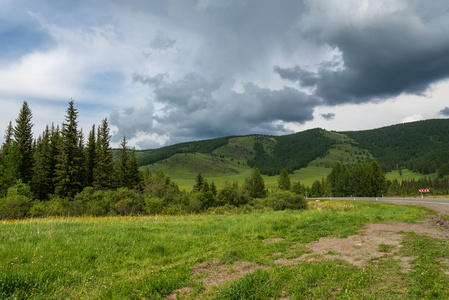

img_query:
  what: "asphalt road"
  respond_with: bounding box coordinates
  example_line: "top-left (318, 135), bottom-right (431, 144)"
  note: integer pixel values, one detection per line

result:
top-left (308, 197), bottom-right (449, 205)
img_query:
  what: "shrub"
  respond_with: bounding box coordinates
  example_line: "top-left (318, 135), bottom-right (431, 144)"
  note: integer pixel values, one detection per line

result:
top-left (217, 182), bottom-right (249, 207)
top-left (0, 195), bottom-right (32, 219)
top-left (144, 197), bottom-right (165, 215)
top-left (263, 191), bottom-right (307, 211)
top-left (28, 195), bottom-right (70, 217)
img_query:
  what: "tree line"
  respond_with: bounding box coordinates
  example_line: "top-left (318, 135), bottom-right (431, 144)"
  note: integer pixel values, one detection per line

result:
top-left (0, 100), bottom-right (141, 200)
top-left (0, 101), bottom-right (307, 219)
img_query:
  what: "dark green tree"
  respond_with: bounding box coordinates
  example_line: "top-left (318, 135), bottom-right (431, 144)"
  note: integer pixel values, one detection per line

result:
top-left (244, 167), bottom-right (267, 198)
top-left (116, 135), bottom-right (129, 188)
top-left (193, 171), bottom-right (205, 193)
top-left (85, 125), bottom-right (96, 187)
top-left (311, 180), bottom-right (323, 197)
top-left (93, 118), bottom-right (114, 190)
top-left (31, 126), bottom-right (54, 200)
top-left (0, 142), bottom-right (22, 197)
top-left (13, 101), bottom-right (34, 183)
top-left (1, 121), bottom-right (13, 164)
top-left (127, 147), bottom-right (141, 188)
top-left (370, 161), bottom-right (386, 197)
top-left (54, 100), bottom-right (84, 197)
top-left (278, 168), bottom-right (291, 191)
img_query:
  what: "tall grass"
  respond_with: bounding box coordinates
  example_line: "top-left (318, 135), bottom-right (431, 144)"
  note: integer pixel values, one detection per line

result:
top-left (1, 201), bottom-right (447, 299)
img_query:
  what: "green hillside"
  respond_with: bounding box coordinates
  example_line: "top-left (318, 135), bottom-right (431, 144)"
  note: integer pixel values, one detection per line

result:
top-left (345, 119), bottom-right (449, 177)
top-left (138, 119), bottom-right (449, 190)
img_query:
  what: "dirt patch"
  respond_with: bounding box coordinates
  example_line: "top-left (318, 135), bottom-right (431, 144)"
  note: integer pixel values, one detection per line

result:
top-left (275, 214), bottom-right (449, 269)
top-left (166, 287), bottom-right (193, 300)
top-left (263, 237), bottom-right (285, 244)
top-left (191, 259), bottom-right (267, 289)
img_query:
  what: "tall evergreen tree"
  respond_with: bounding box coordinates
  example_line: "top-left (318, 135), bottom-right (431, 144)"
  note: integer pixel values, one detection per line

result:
top-left (85, 125), bottom-right (96, 187)
top-left (278, 168), bottom-right (291, 191)
top-left (54, 100), bottom-right (84, 197)
top-left (244, 167), bottom-right (267, 198)
top-left (13, 101), bottom-right (34, 183)
top-left (31, 126), bottom-right (54, 200)
top-left (193, 171), bottom-right (205, 192)
top-left (127, 147), bottom-right (141, 188)
top-left (370, 161), bottom-right (386, 197)
top-left (1, 121), bottom-right (13, 164)
top-left (93, 118), bottom-right (113, 190)
top-left (116, 135), bottom-right (129, 188)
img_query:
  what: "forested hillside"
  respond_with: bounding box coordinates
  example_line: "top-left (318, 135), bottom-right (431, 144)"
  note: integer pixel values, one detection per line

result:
top-left (137, 119), bottom-right (449, 178)
top-left (247, 129), bottom-right (336, 175)
top-left (344, 119), bottom-right (449, 177)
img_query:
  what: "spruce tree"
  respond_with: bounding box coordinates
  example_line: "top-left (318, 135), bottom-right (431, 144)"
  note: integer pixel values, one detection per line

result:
top-left (127, 147), bottom-right (141, 188)
top-left (85, 125), bottom-right (96, 187)
top-left (54, 100), bottom-right (84, 197)
top-left (13, 101), bottom-right (34, 183)
top-left (244, 167), bottom-right (267, 198)
top-left (93, 118), bottom-right (113, 190)
top-left (116, 135), bottom-right (129, 188)
top-left (31, 126), bottom-right (54, 200)
top-left (278, 168), bottom-right (291, 191)
top-left (193, 171), bottom-right (205, 192)
top-left (1, 121), bottom-right (13, 164)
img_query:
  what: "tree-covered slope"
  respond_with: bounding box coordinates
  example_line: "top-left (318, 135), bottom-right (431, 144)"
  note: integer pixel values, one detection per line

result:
top-left (247, 129), bottom-right (336, 175)
top-left (344, 119), bottom-right (449, 176)
top-left (136, 118), bottom-right (449, 178)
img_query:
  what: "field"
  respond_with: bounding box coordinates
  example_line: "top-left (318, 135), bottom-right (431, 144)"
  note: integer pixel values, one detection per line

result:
top-left (2, 201), bottom-right (449, 299)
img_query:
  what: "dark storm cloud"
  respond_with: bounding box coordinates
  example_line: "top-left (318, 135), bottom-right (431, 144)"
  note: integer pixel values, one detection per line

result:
top-left (108, 0), bottom-right (449, 148)
top-left (273, 65), bottom-right (318, 88)
top-left (321, 113), bottom-right (335, 121)
top-left (440, 107), bottom-right (449, 116)
top-left (111, 72), bottom-right (318, 146)
top-left (275, 1), bottom-right (449, 106)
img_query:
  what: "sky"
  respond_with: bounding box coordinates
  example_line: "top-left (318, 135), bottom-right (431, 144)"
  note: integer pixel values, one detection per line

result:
top-left (1, 0), bottom-right (449, 149)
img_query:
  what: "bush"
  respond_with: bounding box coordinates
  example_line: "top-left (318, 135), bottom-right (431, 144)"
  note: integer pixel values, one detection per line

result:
top-left (217, 182), bottom-right (249, 207)
top-left (0, 195), bottom-right (32, 219)
top-left (144, 197), bottom-right (165, 215)
top-left (263, 191), bottom-right (307, 211)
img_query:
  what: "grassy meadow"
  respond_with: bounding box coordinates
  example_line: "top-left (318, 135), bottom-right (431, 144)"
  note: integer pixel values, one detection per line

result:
top-left (2, 201), bottom-right (449, 299)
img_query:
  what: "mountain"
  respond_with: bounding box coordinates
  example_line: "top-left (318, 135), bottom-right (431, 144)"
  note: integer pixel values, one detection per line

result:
top-left (135, 119), bottom-right (449, 180)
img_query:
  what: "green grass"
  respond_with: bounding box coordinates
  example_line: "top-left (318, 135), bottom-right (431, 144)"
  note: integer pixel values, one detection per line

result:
top-left (385, 168), bottom-right (431, 181)
top-left (2, 201), bottom-right (448, 299)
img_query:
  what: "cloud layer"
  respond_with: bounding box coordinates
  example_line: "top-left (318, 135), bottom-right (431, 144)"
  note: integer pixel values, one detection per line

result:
top-left (1, 0), bottom-right (449, 148)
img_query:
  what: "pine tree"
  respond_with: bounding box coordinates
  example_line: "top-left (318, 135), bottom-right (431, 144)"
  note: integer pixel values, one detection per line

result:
top-left (278, 168), bottom-right (291, 191)
top-left (116, 135), bottom-right (129, 188)
top-left (54, 100), bottom-right (84, 197)
top-left (1, 121), bottom-right (13, 164)
top-left (31, 126), bottom-right (54, 200)
top-left (85, 125), bottom-right (96, 187)
top-left (193, 171), bottom-right (205, 192)
top-left (127, 147), bottom-right (141, 188)
top-left (244, 167), bottom-right (267, 198)
top-left (13, 101), bottom-right (34, 183)
top-left (93, 118), bottom-right (113, 190)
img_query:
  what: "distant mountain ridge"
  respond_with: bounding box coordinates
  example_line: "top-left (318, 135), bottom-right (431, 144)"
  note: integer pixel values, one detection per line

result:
top-left (135, 118), bottom-right (449, 178)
